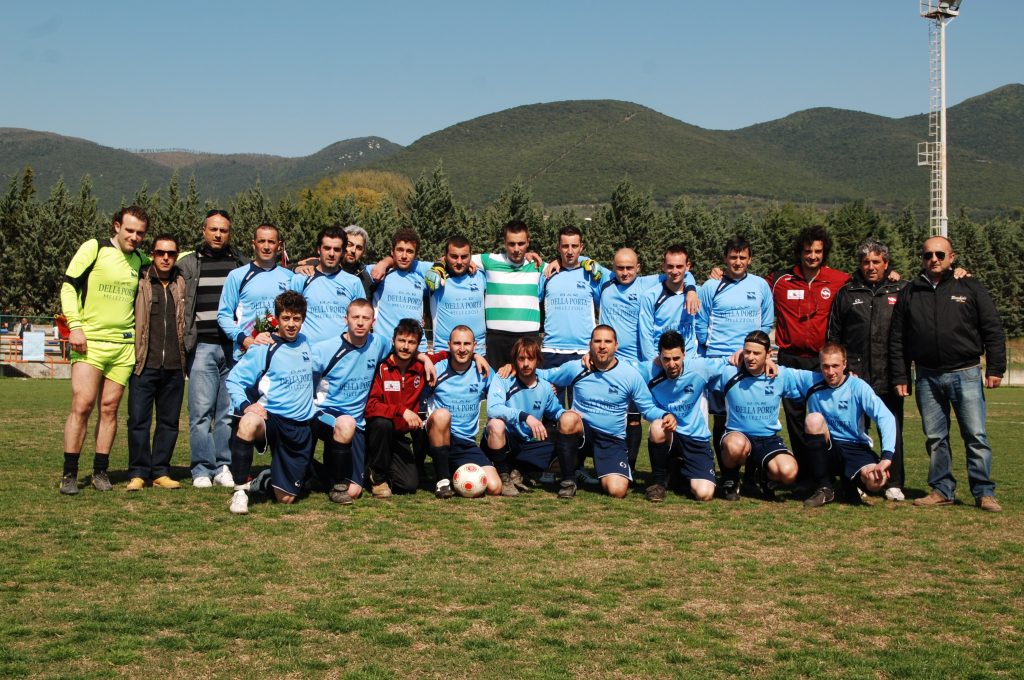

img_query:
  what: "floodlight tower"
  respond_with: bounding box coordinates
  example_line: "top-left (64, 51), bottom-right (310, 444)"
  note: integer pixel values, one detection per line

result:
top-left (917, 0), bottom-right (962, 237)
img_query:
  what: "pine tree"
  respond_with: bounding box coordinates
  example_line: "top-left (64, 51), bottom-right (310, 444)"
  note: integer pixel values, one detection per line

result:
top-left (405, 163), bottom-right (469, 261)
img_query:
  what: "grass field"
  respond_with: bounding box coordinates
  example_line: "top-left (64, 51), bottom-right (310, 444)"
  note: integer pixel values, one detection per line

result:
top-left (0, 379), bottom-right (1021, 679)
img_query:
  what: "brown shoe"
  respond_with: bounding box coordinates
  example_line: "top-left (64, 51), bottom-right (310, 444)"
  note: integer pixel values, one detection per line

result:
top-left (371, 482), bottom-right (392, 499)
top-left (152, 476), bottom-right (181, 489)
top-left (977, 495), bottom-right (1002, 513)
top-left (913, 490), bottom-right (954, 507)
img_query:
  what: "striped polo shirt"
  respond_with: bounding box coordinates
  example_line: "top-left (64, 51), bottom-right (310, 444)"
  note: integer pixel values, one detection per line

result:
top-left (472, 253), bottom-right (542, 333)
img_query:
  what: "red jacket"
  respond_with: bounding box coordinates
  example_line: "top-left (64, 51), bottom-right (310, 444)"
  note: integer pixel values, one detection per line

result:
top-left (365, 351), bottom-right (446, 432)
top-left (768, 265), bottom-right (850, 357)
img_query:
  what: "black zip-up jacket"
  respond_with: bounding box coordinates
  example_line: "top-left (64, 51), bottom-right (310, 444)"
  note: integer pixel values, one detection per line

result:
top-left (827, 270), bottom-right (907, 395)
top-left (889, 269), bottom-right (1006, 385)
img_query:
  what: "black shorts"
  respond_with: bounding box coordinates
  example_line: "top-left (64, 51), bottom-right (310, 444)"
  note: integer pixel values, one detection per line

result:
top-left (266, 413), bottom-right (314, 496)
top-left (666, 433), bottom-right (716, 484)
top-left (722, 431), bottom-right (790, 472)
top-left (831, 439), bottom-right (881, 481)
top-left (508, 436), bottom-right (556, 470)
top-left (581, 422), bottom-right (631, 480)
top-left (450, 437), bottom-right (492, 469)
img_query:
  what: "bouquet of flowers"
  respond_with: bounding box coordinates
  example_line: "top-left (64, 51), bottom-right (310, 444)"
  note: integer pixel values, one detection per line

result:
top-left (251, 309), bottom-right (278, 337)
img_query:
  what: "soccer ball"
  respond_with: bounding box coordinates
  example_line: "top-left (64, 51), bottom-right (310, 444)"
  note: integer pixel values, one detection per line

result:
top-left (453, 463), bottom-right (488, 498)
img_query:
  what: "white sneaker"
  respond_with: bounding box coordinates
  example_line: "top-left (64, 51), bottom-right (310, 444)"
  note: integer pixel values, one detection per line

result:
top-left (192, 476), bottom-right (213, 488)
top-left (229, 489), bottom-right (249, 515)
top-left (885, 487), bottom-right (906, 501)
top-left (213, 465), bottom-right (234, 488)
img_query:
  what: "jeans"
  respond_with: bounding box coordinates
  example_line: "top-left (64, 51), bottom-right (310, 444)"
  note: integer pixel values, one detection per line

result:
top-left (915, 365), bottom-right (995, 500)
top-left (187, 342), bottom-right (234, 478)
top-left (127, 368), bottom-right (185, 479)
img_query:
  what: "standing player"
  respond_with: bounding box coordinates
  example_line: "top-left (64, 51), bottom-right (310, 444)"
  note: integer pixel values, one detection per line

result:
top-left (485, 336), bottom-right (573, 494)
top-left (638, 244), bottom-right (700, 362)
top-left (541, 326), bottom-right (673, 499)
top-left (59, 206), bottom-right (150, 494)
top-left (716, 331), bottom-right (818, 501)
top-left (425, 326), bottom-right (502, 498)
top-left (310, 299), bottom-right (392, 505)
top-left (371, 229), bottom-right (434, 350)
top-left (217, 223), bottom-right (294, 361)
top-left (642, 331), bottom-right (724, 503)
top-left (290, 226), bottom-right (365, 343)
top-left (802, 342), bottom-right (897, 508)
top-left (426, 235), bottom-right (487, 353)
top-left (224, 291), bottom-right (315, 515)
top-left (342, 224), bottom-right (374, 299)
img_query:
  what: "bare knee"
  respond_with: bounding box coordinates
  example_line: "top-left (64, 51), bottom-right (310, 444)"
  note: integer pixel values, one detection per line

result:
top-left (559, 411), bottom-right (582, 435)
top-left (721, 434), bottom-right (749, 468)
top-left (691, 480), bottom-right (715, 502)
top-left (603, 475), bottom-right (630, 498)
top-left (768, 455), bottom-right (798, 485)
top-left (237, 413), bottom-right (265, 440)
top-left (275, 489), bottom-right (296, 504)
top-left (333, 415), bottom-right (356, 444)
top-left (804, 412), bottom-right (827, 435)
top-left (649, 419), bottom-right (668, 444)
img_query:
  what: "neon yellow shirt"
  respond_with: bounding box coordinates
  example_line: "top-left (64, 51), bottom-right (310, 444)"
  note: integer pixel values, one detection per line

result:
top-left (61, 238), bottom-right (149, 343)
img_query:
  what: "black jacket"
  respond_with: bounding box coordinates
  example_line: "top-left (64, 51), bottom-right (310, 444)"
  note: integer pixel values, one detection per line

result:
top-left (827, 270), bottom-right (907, 394)
top-left (889, 269), bottom-right (1006, 384)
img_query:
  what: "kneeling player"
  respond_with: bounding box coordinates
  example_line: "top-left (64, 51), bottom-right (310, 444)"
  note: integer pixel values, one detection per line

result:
top-left (642, 331), bottom-right (722, 503)
top-left (225, 291), bottom-right (315, 515)
top-left (716, 331), bottom-right (817, 501)
top-left (311, 299), bottom-right (392, 505)
top-left (802, 342), bottom-right (896, 507)
top-left (541, 325), bottom-right (672, 499)
top-left (485, 336), bottom-right (575, 494)
top-left (426, 326), bottom-right (502, 498)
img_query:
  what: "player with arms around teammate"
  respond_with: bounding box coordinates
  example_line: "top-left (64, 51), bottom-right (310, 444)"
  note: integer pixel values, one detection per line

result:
top-left (290, 225), bottom-right (364, 343)
top-left (485, 336), bottom-right (575, 495)
top-left (225, 291), bottom-right (315, 515)
top-left (716, 331), bottom-right (817, 502)
top-left (426, 326), bottom-right (503, 498)
top-left (310, 299), bottom-right (393, 505)
top-left (426, 235), bottom-right (487, 353)
top-left (638, 244), bottom-right (700, 362)
top-left (59, 206), bottom-right (150, 495)
top-left (802, 342), bottom-right (897, 508)
top-left (542, 326), bottom-right (673, 499)
top-left (370, 229), bottom-right (434, 350)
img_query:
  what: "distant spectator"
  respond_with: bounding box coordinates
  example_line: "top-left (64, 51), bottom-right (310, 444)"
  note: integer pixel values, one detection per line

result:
top-left (16, 317), bottom-right (32, 338)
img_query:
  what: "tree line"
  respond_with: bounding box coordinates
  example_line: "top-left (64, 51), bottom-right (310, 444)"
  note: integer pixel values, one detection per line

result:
top-left (2, 165), bottom-right (1022, 336)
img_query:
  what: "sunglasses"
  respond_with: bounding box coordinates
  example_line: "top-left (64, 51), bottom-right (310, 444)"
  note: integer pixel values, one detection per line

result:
top-left (922, 251), bottom-right (947, 261)
top-left (153, 249), bottom-right (178, 258)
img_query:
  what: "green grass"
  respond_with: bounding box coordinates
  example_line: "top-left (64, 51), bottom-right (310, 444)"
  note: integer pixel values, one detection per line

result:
top-left (1, 379), bottom-right (1022, 679)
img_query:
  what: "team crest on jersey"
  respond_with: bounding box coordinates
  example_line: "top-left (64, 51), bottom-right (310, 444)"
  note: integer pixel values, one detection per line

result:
top-left (888, 296), bottom-right (898, 305)
top-left (838, 400), bottom-right (849, 410)
top-left (302, 352), bottom-right (310, 362)
top-left (821, 287), bottom-right (832, 300)
top-left (764, 385), bottom-right (775, 395)
top-left (366, 358), bottom-right (376, 369)
top-left (684, 385), bottom-right (694, 394)
top-left (469, 283), bottom-right (480, 291)
top-left (607, 386), bottom-right (620, 394)
top-left (533, 400), bottom-right (542, 410)
top-left (468, 384), bottom-right (479, 393)
top-left (576, 281), bottom-right (589, 290)
top-left (747, 291), bottom-right (757, 300)
top-left (278, 282), bottom-right (288, 291)
top-left (412, 376), bottom-right (421, 388)
top-left (628, 294), bottom-right (637, 302)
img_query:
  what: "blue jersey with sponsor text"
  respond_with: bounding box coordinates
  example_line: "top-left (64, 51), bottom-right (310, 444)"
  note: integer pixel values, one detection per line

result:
top-left (637, 357), bottom-right (725, 441)
top-left (218, 263), bottom-right (294, 355)
top-left (290, 268), bottom-right (365, 343)
top-left (226, 333), bottom-right (315, 421)
top-left (372, 260), bottom-right (433, 350)
top-left (486, 374), bottom-right (565, 442)
top-left (600, 273), bottom-right (663, 360)
top-left (312, 333), bottom-right (391, 429)
top-left (695, 274), bottom-right (774, 357)
top-left (637, 275), bottom-right (698, 361)
top-left (714, 364), bottom-right (817, 437)
top-left (805, 375), bottom-right (897, 457)
top-left (540, 264), bottom-right (609, 352)
top-left (428, 269), bottom-right (487, 352)
top-left (539, 359), bottom-right (667, 439)
top-left (428, 359), bottom-right (493, 441)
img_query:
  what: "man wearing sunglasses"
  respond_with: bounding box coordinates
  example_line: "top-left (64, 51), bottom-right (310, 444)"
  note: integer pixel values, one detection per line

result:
top-left (125, 235), bottom-right (187, 491)
top-left (889, 236), bottom-right (1006, 512)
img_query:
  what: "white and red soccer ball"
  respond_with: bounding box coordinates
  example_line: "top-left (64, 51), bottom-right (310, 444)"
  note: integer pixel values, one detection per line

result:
top-left (453, 463), bottom-right (487, 498)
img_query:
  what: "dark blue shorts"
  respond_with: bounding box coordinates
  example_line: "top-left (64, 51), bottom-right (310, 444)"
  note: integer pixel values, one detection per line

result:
top-left (451, 437), bottom-right (492, 469)
top-left (266, 413), bottom-right (314, 496)
top-left (831, 439), bottom-right (881, 481)
top-left (508, 436), bottom-right (556, 470)
top-left (314, 413), bottom-right (367, 486)
top-left (581, 422), bottom-right (631, 480)
top-left (667, 434), bottom-right (716, 484)
top-left (722, 431), bottom-right (790, 472)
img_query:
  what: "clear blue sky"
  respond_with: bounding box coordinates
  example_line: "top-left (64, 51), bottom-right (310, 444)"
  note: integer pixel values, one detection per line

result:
top-left (2, 1), bottom-right (1020, 156)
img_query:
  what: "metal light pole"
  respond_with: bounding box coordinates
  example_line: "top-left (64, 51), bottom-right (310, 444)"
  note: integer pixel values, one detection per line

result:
top-left (917, 1), bottom-right (962, 238)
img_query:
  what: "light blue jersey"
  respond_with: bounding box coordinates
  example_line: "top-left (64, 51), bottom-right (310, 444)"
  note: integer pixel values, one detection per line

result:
top-left (539, 359), bottom-right (667, 439)
top-left (715, 364), bottom-right (817, 437)
top-left (428, 269), bottom-right (487, 352)
top-left (637, 274), bottom-right (698, 361)
top-left (428, 359), bottom-right (493, 441)
top-left (312, 333), bottom-right (391, 429)
top-left (600, 274), bottom-right (663, 360)
top-left (806, 375), bottom-right (897, 457)
top-left (290, 268), bottom-right (365, 343)
top-left (226, 334), bottom-right (316, 422)
top-left (695, 274), bottom-right (774, 357)
top-left (638, 357), bottom-right (726, 441)
top-left (486, 374), bottom-right (565, 442)
top-left (372, 260), bottom-right (433, 350)
top-left (218, 263), bottom-right (294, 355)
top-left (540, 264), bottom-right (609, 352)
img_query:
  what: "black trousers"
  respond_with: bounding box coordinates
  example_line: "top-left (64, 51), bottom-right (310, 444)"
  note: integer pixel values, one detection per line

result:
top-left (366, 417), bottom-right (420, 493)
top-left (127, 367), bottom-right (185, 479)
top-left (778, 351), bottom-right (819, 481)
